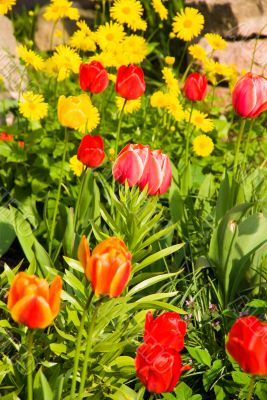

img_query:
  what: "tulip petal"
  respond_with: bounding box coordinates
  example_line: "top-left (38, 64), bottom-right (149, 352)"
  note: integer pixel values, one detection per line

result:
top-left (109, 261), bottom-right (131, 297)
top-left (112, 150), bottom-right (144, 186)
top-left (158, 155), bottom-right (172, 194)
top-left (49, 276), bottom-right (62, 318)
top-left (11, 295), bottom-right (53, 329)
top-left (78, 235), bottom-right (91, 272)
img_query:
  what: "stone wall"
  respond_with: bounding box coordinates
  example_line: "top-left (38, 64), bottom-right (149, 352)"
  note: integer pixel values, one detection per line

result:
top-left (185, 0), bottom-right (267, 74)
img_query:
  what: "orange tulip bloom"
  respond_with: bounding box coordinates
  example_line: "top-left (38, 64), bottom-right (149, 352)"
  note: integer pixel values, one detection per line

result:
top-left (7, 272), bottom-right (62, 329)
top-left (78, 236), bottom-right (132, 297)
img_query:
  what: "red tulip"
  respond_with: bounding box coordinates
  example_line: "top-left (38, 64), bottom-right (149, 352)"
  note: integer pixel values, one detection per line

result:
top-left (112, 144), bottom-right (172, 195)
top-left (78, 236), bottom-right (132, 298)
top-left (0, 132), bottom-right (14, 141)
top-left (226, 316), bottom-right (267, 375)
top-left (116, 65), bottom-right (146, 100)
top-left (77, 135), bottom-right (105, 168)
top-left (7, 272), bottom-right (62, 329)
top-left (135, 343), bottom-right (184, 393)
top-left (232, 72), bottom-right (267, 118)
top-left (144, 311), bottom-right (187, 352)
top-left (79, 61), bottom-right (109, 94)
top-left (183, 72), bottom-right (208, 101)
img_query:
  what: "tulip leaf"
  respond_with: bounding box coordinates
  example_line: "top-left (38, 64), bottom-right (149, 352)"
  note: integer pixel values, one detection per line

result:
top-left (203, 360), bottom-right (223, 391)
top-left (186, 346), bottom-right (211, 367)
top-left (0, 207), bottom-right (16, 257)
top-left (127, 272), bottom-right (181, 296)
top-left (40, 370), bottom-right (53, 400)
top-left (134, 243), bottom-right (184, 272)
top-left (134, 299), bottom-right (186, 314)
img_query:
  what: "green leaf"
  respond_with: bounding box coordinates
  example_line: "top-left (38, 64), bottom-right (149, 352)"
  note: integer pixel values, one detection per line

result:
top-left (186, 346), bottom-right (211, 367)
top-left (0, 207), bottom-right (16, 257)
top-left (127, 272), bottom-right (180, 296)
top-left (174, 382), bottom-right (193, 399)
top-left (203, 360), bottom-right (223, 391)
top-left (40, 370), bottom-right (53, 400)
top-left (134, 243), bottom-right (184, 272)
top-left (231, 371), bottom-right (250, 385)
top-left (50, 343), bottom-right (67, 355)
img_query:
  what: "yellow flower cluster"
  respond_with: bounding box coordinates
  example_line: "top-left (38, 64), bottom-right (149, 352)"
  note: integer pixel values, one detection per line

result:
top-left (110, 0), bottom-right (147, 31)
top-left (0, 0), bottom-right (16, 15)
top-left (45, 45), bottom-right (81, 81)
top-left (17, 45), bottom-right (45, 71)
top-left (70, 155), bottom-right (85, 177)
top-left (116, 97), bottom-right (141, 114)
top-left (44, 0), bottom-right (79, 21)
top-left (150, 91), bottom-right (184, 122)
top-left (172, 7), bottom-right (204, 41)
top-left (185, 109), bottom-right (214, 133)
top-left (162, 67), bottom-right (180, 96)
top-left (69, 20), bottom-right (96, 52)
top-left (193, 134), bottom-right (214, 157)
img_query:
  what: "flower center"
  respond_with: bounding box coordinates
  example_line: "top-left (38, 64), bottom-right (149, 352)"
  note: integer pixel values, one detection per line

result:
top-left (106, 33), bottom-right (114, 41)
top-left (183, 19), bottom-right (193, 28)
top-left (122, 7), bottom-right (130, 14)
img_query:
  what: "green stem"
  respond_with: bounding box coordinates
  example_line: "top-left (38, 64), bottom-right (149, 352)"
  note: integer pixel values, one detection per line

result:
top-left (243, 119), bottom-right (254, 161)
top-left (78, 307), bottom-right (97, 399)
top-left (49, 19), bottom-right (59, 51)
top-left (48, 128), bottom-right (69, 257)
top-left (70, 292), bottom-right (94, 400)
top-left (246, 376), bottom-right (256, 400)
top-left (233, 119), bottom-right (246, 175)
top-left (185, 102), bottom-right (194, 166)
top-left (27, 331), bottom-right (34, 400)
top-left (74, 167), bottom-right (88, 231)
top-left (181, 62), bottom-right (193, 83)
top-left (177, 43), bottom-right (189, 75)
top-left (114, 99), bottom-right (127, 156)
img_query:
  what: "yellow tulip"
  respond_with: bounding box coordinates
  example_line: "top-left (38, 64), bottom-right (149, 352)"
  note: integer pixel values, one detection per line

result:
top-left (57, 94), bottom-right (91, 129)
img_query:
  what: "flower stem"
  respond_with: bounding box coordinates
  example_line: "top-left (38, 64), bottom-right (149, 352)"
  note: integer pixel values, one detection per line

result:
top-left (70, 291), bottom-right (94, 400)
top-left (114, 99), bottom-right (127, 157)
top-left (27, 330), bottom-right (34, 400)
top-left (185, 102), bottom-right (194, 166)
top-left (74, 166), bottom-right (88, 232)
top-left (243, 119), bottom-right (254, 161)
top-left (48, 127), bottom-right (69, 257)
top-left (77, 307), bottom-right (97, 399)
top-left (49, 19), bottom-right (59, 51)
top-left (177, 43), bottom-right (189, 75)
top-left (233, 119), bottom-right (246, 175)
top-left (246, 376), bottom-right (256, 400)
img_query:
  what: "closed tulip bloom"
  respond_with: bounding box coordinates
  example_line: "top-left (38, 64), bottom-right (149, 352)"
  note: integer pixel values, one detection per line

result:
top-left (183, 72), bottom-right (208, 101)
top-left (7, 272), bottom-right (62, 329)
top-left (232, 72), bottom-right (267, 118)
top-left (112, 144), bottom-right (172, 195)
top-left (77, 134), bottom-right (105, 168)
top-left (79, 61), bottom-right (109, 94)
top-left (135, 343), bottom-right (184, 393)
top-left (226, 316), bottom-right (267, 375)
top-left (116, 65), bottom-right (146, 100)
top-left (144, 311), bottom-right (187, 352)
top-left (57, 94), bottom-right (91, 129)
top-left (78, 236), bottom-right (131, 298)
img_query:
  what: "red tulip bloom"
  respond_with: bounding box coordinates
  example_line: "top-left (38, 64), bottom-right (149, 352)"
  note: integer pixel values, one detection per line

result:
top-left (116, 65), bottom-right (146, 100)
top-left (136, 343), bottom-right (188, 393)
top-left (144, 311), bottom-right (187, 352)
top-left (226, 316), bottom-right (267, 375)
top-left (183, 72), bottom-right (208, 101)
top-left (77, 135), bottom-right (105, 168)
top-left (112, 144), bottom-right (172, 195)
top-left (79, 61), bottom-right (109, 94)
top-left (0, 132), bottom-right (14, 141)
top-left (232, 72), bottom-right (267, 118)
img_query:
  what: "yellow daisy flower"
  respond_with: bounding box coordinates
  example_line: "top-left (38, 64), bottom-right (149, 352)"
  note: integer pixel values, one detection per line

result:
top-left (49, 45), bottom-right (82, 81)
top-left (116, 97), bottom-right (141, 114)
top-left (185, 109), bottom-right (214, 133)
top-left (205, 33), bottom-right (227, 51)
top-left (44, 0), bottom-right (79, 21)
top-left (110, 0), bottom-right (147, 31)
top-left (172, 7), bottom-right (204, 41)
top-left (150, 91), bottom-right (169, 108)
top-left (17, 45), bottom-right (45, 71)
top-left (19, 92), bottom-right (48, 121)
top-left (166, 95), bottom-right (184, 122)
top-left (70, 155), bottom-right (85, 177)
top-left (108, 73), bottom-right (117, 83)
top-left (0, 0), bottom-right (16, 15)
top-left (151, 0), bottom-right (168, 21)
top-left (94, 22), bottom-right (125, 51)
top-left (162, 67), bottom-right (180, 96)
top-left (188, 44), bottom-right (207, 62)
top-left (193, 134), bottom-right (214, 157)
top-left (122, 35), bottom-right (148, 64)
top-left (70, 21), bottom-right (96, 52)
top-left (77, 103), bottom-right (100, 134)
top-left (165, 56), bottom-right (175, 65)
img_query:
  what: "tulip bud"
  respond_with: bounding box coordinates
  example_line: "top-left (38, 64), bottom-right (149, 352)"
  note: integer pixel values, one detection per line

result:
top-left (226, 316), bottom-right (267, 375)
top-left (183, 72), bottom-right (208, 101)
top-left (77, 134), bottom-right (105, 168)
top-left (112, 144), bottom-right (172, 196)
top-left (232, 72), bottom-right (267, 118)
top-left (116, 65), bottom-right (146, 100)
top-left (7, 272), bottom-right (62, 329)
top-left (78, 236), bottom-right (132, 298)
top-left (79, 61), bottom-right (109, 94)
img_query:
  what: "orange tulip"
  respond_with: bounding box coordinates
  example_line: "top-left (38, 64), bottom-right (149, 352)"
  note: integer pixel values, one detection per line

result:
top-left (78, 236), bottom-right (132, 297)
top-left (7, 272), bottom-right (62, 329)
